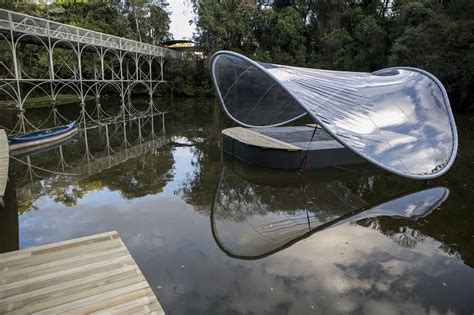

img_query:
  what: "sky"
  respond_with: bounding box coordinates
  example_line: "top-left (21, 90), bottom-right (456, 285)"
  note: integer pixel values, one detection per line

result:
top-left (168, 0), bottom-right (196, 40)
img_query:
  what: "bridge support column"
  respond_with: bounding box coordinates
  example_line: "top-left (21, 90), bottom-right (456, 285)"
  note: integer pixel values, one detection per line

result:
top-left (9, 12), bottom-right (24, 133)
top-left (52, 102), bottom-right (58, 126)
top-left (76, 41), bottom-right (85, 108)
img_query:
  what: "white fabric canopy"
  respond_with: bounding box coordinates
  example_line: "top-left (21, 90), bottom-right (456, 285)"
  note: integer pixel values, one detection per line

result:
top-left (211, 51), bottom-right (458, 179)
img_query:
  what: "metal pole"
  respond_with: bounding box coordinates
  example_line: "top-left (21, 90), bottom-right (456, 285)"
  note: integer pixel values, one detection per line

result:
top-left (160, 57), bottom-right (164, 82)
top-left (47, 21), bottom-right (56, 108)
top-left (105, 123), bottom-right (111, 155)
top-left (93, 52), bottom-right (101, 121)
top-left (118, 44), bottom-right (126, 118)
top-left (9, 12), bottom-right (25, 132)
top-left (76, 36), bottom-right (85, 107)
top-left (148, 55), bottom-right (153, 105)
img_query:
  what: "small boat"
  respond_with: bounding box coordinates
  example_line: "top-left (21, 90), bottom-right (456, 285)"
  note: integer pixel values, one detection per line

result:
top-left (8, 121), bottom-right (78, 151)
top-left (10, 132), bottom-right (78, 158)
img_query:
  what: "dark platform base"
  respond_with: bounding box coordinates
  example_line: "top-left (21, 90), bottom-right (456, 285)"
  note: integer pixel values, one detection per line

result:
top-left (222, 126), bottom-right (364, 170)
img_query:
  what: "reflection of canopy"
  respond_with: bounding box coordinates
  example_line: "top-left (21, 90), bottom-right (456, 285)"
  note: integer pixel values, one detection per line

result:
top-left (211, 51), bottom-right (458, 179)
top-left (211, 166), bottom-right (449, 260)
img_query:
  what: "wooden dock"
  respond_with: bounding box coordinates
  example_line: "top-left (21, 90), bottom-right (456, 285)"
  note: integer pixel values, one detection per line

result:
top-left (222, 127), bottom-right (302, 151)
top-left (0, 231), bottom-right (165, 314)
top-left (0, 129), bottom-right (8, 206)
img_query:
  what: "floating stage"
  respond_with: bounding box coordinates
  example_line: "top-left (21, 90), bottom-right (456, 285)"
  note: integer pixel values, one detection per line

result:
top-left (222, 126), bottom-right (363, 170)
top-left (0, 231), bottom-right (165, 314)
top-left (211, 51), bottom-right (458, 180)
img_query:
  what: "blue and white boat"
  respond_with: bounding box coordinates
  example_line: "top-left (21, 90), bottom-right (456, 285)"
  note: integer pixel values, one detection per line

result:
top-left (8, 121), bottom-right (78, 151)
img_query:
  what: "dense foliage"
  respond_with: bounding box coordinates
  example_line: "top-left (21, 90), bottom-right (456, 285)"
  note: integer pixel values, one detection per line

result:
top-left (2, 0), bottom-right (473, 111)
top-left (192, 0), bottom-right (474, 111)
top-left (1, 1), bottom-right (171, 43)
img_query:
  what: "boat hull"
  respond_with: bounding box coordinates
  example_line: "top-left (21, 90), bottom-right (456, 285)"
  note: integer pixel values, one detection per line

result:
top-left (9, 122), bottom-right (78, 151)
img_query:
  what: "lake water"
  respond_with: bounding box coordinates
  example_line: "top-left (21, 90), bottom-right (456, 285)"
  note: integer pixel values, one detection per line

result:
top-left (0, 98), bottom-right (473, 314)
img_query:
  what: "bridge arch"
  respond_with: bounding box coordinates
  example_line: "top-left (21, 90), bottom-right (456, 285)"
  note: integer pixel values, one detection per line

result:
top-left (51, 40), bottom-right (80, 80)
top-left (14, 34), bottom-right (50, 80)
top-left (102, 48), bottom-right (122, 80)
top-left (53, 82), bottom-right (81, 101)
top-left (151, 56), bottom-right (164, 81)
top-left (79, 44), bottom-right (101, 81)
top-left (20, 81), bottom-right (52, 108)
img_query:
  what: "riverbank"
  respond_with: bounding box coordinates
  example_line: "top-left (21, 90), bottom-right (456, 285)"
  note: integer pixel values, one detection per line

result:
top-left (0, 95), bottom-right (95, 110)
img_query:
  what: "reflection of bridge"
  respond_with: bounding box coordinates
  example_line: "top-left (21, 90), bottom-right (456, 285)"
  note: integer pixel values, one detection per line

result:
top-left (11, 114), bottom-right (168, 206)
top-left (0, 9), bottom-right (181, 134)
top-left (68, 133), bottom-right (167, 177)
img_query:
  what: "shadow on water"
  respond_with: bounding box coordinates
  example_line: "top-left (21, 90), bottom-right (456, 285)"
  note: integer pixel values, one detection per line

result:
top-left (0, 97), bottom-right (473, 314)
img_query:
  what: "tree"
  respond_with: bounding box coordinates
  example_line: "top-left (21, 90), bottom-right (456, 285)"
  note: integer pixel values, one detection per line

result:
top-left (389, 2), bottom-right (474, 110)
top-left (149, 3), bottom-right (171, 44)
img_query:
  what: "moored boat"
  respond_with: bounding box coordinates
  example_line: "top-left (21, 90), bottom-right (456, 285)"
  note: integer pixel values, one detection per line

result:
top-left (8, 121), bottom-right (78, 151)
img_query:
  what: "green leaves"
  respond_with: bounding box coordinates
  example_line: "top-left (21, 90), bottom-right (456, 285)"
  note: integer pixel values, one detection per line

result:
top-left (193, 0), bottom-right (474, 110)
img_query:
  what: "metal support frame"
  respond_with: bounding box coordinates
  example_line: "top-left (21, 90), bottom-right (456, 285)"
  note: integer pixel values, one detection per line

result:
top-left (0, 9), bottom-right (181, 135)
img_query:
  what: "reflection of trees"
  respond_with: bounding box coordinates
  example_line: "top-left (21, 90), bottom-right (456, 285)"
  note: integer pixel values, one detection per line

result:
top-left (84, 149), bottom-right (174, 199)
top-left (49, 180), bottom-right (104, 207)
top-left (12, 147), bottom-right (174, 207)
top-left (179, 152), bottom-right (221, 211)
top-left (174, 98), bottom-right (225, 211)
top-left (356, 219), bottom-right (428, 249)
top-left (212, 167), bottom-right (367, 222)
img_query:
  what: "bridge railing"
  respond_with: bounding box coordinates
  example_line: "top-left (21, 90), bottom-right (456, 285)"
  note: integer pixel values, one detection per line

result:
top-left (0, 9), bottom-right (182, 59)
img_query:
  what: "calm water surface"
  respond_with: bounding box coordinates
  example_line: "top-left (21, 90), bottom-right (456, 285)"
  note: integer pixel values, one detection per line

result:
top-left (0, 98), bottom-right (473, 314)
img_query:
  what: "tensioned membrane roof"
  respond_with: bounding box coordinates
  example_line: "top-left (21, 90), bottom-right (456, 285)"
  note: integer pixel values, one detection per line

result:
top-left (210, 51), bottom-right (458, 179)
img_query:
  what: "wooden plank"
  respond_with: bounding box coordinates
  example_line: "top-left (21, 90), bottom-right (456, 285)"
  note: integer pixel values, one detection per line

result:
top-left (0, 231), bottom-right (118, 264)
top-left (90, 296), bottom-right (152, 314)
top-left (222, 127), bottom-right (302, 151)
top-left (1, 238), bottom-right (124, 272)
top-left (0, 129), bottom-right (8, 204)
top-left (2, 272), bottom-right (143, 313)
top-left (1, 237), bottom-right (122, 271)
top-left (33, 284), bottom-right (151, 314)
top-left (0, 267), bottom-right (140, 312)
top-left (1, 255), bottom-right (133, 292)
top-left (0, 231), bottom-right (165, 314)
top-left (9, 278), bottom-right (148, 314)
top-left (1, 247), bottom-right (129, 283)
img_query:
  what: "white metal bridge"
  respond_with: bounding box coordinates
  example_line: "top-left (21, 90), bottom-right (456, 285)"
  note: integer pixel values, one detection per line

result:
top-left (0, 9), bottom-right (182, 135)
